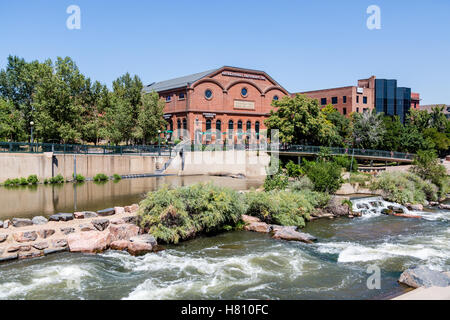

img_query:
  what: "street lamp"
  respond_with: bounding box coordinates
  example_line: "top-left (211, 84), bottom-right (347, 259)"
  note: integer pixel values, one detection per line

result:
top-left (158, 129), bottom-right (162, 156)
top-left (30, 121), bottom-right (34, 143)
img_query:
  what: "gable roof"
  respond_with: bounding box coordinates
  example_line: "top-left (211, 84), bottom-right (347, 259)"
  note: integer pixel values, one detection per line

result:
top-left (143, 69), bottom-right (218, 93)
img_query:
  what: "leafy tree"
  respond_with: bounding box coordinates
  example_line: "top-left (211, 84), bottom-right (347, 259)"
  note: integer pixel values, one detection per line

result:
top-left (100, 93), bottom-right (134, 145)
top-left (422, 127), bottom-right (450, 157)
top-left (264, 94), bottom-right (340, 146)
top-left (380, 115), bottom-right (403, 151)
top-left (321, 105), bottom-right (351, 146)
top-left (351, 110), bottom-right (385, 149)
top-left (133, 92), bottom-right (166, 144)
top-left (0, 97), bottom-right (26, 141)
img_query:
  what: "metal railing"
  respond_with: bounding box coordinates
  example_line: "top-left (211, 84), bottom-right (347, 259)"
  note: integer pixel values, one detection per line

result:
top-left (0, 141), bottom-right (415, 161)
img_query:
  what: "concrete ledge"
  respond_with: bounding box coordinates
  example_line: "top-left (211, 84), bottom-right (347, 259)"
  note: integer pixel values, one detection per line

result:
top-left (393, 286), bottom-right (450, 300)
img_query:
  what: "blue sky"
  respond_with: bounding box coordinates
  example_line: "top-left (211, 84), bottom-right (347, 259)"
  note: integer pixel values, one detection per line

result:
top-left (0, 0), bottom-right (449, 104)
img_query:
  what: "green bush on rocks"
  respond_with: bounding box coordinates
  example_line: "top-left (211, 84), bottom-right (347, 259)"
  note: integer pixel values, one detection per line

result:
top-left (93, 173), bottom-right (109, 182)
top-left (138, 183), bottom-right (245, 244)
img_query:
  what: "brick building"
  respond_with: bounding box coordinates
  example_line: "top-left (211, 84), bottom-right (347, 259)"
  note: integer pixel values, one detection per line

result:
top-left (143, 66), bottom-right (289, 143)
top-left (296, 76), bottom-right (420, 123)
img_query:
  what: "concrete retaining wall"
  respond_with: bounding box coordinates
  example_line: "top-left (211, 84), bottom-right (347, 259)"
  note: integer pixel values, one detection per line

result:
top-left (0, 153), bottom-right (169, 183)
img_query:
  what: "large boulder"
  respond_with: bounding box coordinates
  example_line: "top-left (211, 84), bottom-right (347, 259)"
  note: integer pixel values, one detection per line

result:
top-left (244, 222), bottom-right (272, 233)
top-left (271, 226), bottom-right (317, 244)
top-left (439, 204), bottom-right (450, 210)
top-left (129, 234), bottom-right (157, 247)
top-left (114, 207), bottom-right (125, 215)
top-left (109, 224), bottom-right (140, 242)
top-left (241, 215), bottom-right (261, 224)
top-left (74, 211), bottom-right (98, 219)
top-left (67, 231), bottom-right (112, 254)
top-left (49, 213), bottom-right (74, 222)
top-left (13, 231), bottom-right (38, 242)
top-left (33, 242), bottom-right (49, 250)
top-left (398, 266), bottom-right (450, 288)
top-left (97, 208), bottom-right (115, 217)
top-left (32, 216), bottom-right (48, 225)
top-left (325, 197), bottom-right (350, 217)
top-left (110, 240), bottom-right (130, 251)
top-left (127, 242), bottom-right (152, 256)
top-left (407, 204), bottom-right (424, 211)
top-left (11, 218), bottom-right (33, 228)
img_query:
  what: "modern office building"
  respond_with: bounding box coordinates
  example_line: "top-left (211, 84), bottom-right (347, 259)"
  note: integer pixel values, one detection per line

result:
top-left (297, 76), bottom-right (420, 122)
top-left (143, 66), bottom-right (289, 143)
top-left (420, 104), bottom-right (450, 119)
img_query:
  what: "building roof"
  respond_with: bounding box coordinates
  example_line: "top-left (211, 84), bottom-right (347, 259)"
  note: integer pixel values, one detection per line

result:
top-left (143, 68), bottom-right (218, 93)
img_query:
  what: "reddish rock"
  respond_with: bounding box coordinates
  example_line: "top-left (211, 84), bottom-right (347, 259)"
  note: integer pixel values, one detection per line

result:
top-left (7, 246), bottom-right (20, 253)
top-left (242, 215), bottom-right (261, 224)
top-left (33, 242), bottom-right (49, 250)
top-left (123, 216), bottom-right (138, 225)
top-left (18, 252), bottom-right (33, 260)
top-left (109, 224), bottom-right (140, 242)
top-left (110, 218), bottom-right (125, 225)
top-left (79, 224), bottom-right (96, 232)
top-left (12, 218), bottom-right (33, 228)
top-left (37, 229), bottom-right (55, 239)
top-left (114, 207), bottom-right (125, 215)
top-left (110, 240), bottom-right (130, 251)
top-left (127, 242), bottom-right (152, 256)
top-left (244, 222), bottom-right (272, 233)
top-left (67, 231), bottom-right (112, 253)
top-left (19, 245), bottom-right (31, 251)
top-left (74, 212), bottom-right (85, 219)
top-left (130, 204), bottom-right (139, 212)
top-left (13, 231), bottom-right (38, 243)
top-left (3, 220), bottom-right (11, 229)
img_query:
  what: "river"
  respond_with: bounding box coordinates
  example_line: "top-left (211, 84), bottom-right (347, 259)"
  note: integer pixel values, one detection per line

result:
top-left (0, 178), bottom-right (448, 300)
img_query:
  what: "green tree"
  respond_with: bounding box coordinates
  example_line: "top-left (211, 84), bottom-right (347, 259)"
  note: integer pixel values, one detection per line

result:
top-left (351, 110), bottom-right (385, 149)
top-left (100, 93), bottom-right (134, 145)
top-left (380, 115), bottom-right (403, 151)
top-left (321, 105), bottom-right (351, 146)
top-left (0, 97), bottom-right (26, 141)
top-left (133, 92), bottom-right (167, 144)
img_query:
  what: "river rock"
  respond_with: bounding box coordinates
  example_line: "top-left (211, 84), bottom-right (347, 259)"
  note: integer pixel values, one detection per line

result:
top-left (129, 234), bottom-right (157, 247)
top-left (37, 229), bottom-right (55, 239)
top-left (74, 212), bottom-right (85, 219)
top-left (97, 208), bottom-right (115, 217)
top-left (67, 231), bottom-right (112, 254)
top-left (123, 216), bottom-right (138, 225)
top-left (3, 220), bottom-right (10, 229)
top-left (7, 246), bottom-right (20, 252)
top-left (52, 239), bottom-right (68, 248)
top-left (33, 242), bottom-right (49, 250)
top-left (0, 254), bottom-right (18, 263)
top-left (115, 207), bottom-right (125, 215)
top-left (44, 248), bottom-right (67, 255)
top-left (407, 204), bottom-right (424, 211)
top-left (244, 222), bottom-right (272, 233)
top-left (84, 211), bottom-right (98, 219)
top-left (60, 227), bottom-right (75, 235)
top-left (0, 220), bottom-right (3, 228)
top-left (49, 213), bottom-right (74, 222)
top-left (125, 204), bottom-right (139, 213)
top-left (110, 218), bottom-right (125, 225)
top-left (32, 216), bottom-right (48, 225)
top-left (127, 242), bottom-right (152, 256)
top-left (0, 234), bottom-right (7, 243)
top-left (398, 266), bottom-right (450, 288)
top-left (11, 218), bottom-right (33, 228)
top-left (110, 240), bottom-right (130, 251)
top-left (13, 231), bottom-right (38, 242)
top-left (18, 252), bottom-right (34, 260)
top-left (325, 197), bottom-right (350, 217)
top-left (429, 201), bottom-right (439, 207)
top-left (439, 204), bottom-right (450, 210)
top-left (92, 219), bottom-right (110, 231)
top-left (79, 224), bottom-right (96, 232)
top-left (272, 226), bottom-right (317, 244)
top-left (110, 224), bottom-right (140, 242)
top-left (242, 215), bottom-right (261, 224)
top-left (19, 245), bottom-right (31, 252)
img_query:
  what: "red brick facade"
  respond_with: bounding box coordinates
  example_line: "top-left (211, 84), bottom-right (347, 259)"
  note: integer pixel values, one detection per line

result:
top-left (297, 76), bottom-right (376, 116)
top-left (147, 66), bottom-right (289, 143)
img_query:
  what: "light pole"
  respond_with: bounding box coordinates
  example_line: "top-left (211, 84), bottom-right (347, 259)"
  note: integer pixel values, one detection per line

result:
top-left (158, 129), bottom-right (161, 156)
top-left (30, 121), bottom-right (34, 152)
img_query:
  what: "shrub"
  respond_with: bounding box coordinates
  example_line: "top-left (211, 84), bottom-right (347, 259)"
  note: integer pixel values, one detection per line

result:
top-left (289, 176), bottom-right (314, 191)
top-left (245, 190), bottom-right (324, 228)
top-left (27, 175), bottom-right (39, 185)
top-left (93, 173), bottom-right (109, 182)
top-left (113, 174), bottom-right (122, 181)
top-left (349, 172), bottom-right (372, 187)
top-left (333, 155), bottom-right (358, 172)
top-left (263, 173), bottom-right (289, 191)
top-left (138, 183), bottom-right (245, 244)
top-left (43, 179), bottom-right (49, 185)
top-left (3, 179), bottom-right (15, 187)
top-left (73, 174), bottom-right (86, 183)
top-left (19, 177), bottom-right (28, 185)
top-left (285, 160), bottom-right (304, 178)
top-left (370, 172), bottom-right (438, 204)
top-left (303, 160), bottom-right (343, 194)
top-left (49, 174), bottom-right (65, 184)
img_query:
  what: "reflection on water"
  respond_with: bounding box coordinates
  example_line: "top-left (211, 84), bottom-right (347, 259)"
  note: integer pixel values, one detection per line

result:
top-left (0, 175), bottom-right (263, 220)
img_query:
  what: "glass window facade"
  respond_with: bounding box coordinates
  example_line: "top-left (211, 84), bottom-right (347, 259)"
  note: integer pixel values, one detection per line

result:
top-left (375, 79), bottom-right (411, 123)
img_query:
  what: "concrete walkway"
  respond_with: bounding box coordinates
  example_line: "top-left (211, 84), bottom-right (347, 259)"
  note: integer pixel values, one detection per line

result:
top-left (393, 286), bottom-right (450, 300)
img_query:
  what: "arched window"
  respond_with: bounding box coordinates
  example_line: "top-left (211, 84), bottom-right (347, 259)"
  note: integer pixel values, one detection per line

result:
top-left (237, 120), bottom-right (243, 130)
top-left (255, 121), bottom-right (260, 140)
top-left (183, 119), bottom-right (187, 130)
top-left (205, 119), bottom-right (212, 142)
top-left (246, 121), bottom-right (251, 132)
top-left (216, 120), bottom-right (222, 132)
top-left (205, 89), bottom-right (213, 100)
top-left (273, 95), bottom-right (279, 101)
top-left (228, 120), bottom-right (234, 139)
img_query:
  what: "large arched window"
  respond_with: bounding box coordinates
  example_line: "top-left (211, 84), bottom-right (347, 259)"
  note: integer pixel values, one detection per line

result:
top-left (246, 121), bottom-right (251, 132)
top-left (237, 120), bottom-right (243, 130)
top-left (216, 120), bottom-right (222, 132)
top-left (228, 120), bottom-right (234, 139)
top-left (205, 119), bottom-right (212, 141)
top-left (183, 119), bottom-right (187, 130)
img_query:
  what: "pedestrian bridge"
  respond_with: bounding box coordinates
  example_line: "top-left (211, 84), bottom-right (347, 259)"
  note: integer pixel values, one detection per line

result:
top-left (267, 145), bottom-right (415, 163)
